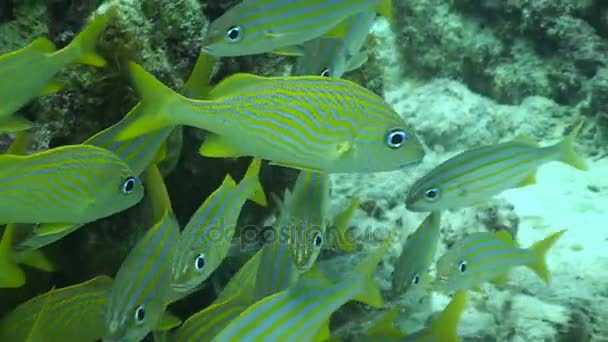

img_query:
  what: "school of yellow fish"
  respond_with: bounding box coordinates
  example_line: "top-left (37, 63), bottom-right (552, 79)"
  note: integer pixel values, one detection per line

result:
top-left (0, 1), bottom-right (589, 341)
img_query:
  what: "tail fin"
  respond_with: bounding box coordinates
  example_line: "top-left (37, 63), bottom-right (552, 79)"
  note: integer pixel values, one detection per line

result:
top-left (557, 122), bottom-right (587, 171)
top-left (15, 249), bottom-right (54, 272)
top-left (351, 241), bottom-right (390, 308)
top-left (527, 229), bottom-right (566, 283)
top-left (428, 291), bottom-right (467, 342)
top-left (365, 308), bottom-right (405, 338)
top-left (242, 158), bottom-right (267, 207)
top-left (182, 52), bottom-right (217, 99)
top-left (70, 14), bottom-right (108, 67)
top-left (330, 198), bottom-right (359, 252)
top-left (0, 224), bottom-right (26, 288)
top-left (115, 63), bottom-right (179, 141)
top-left (143, 163), bottom-right (173, 223)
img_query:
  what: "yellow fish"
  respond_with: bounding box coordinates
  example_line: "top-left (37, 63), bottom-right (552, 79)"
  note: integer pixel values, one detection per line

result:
top-left (0, 15), bottom-right (107, 132)
top-left (116, 63), bottom-right (425, 173)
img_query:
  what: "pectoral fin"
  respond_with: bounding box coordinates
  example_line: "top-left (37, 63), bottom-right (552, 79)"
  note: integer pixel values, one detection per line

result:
top-left (198, 134), bottom-right (244, 158)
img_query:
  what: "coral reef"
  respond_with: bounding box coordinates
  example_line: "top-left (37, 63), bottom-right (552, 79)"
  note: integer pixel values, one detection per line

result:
top-left (393, 0), bottom-right (608, 148)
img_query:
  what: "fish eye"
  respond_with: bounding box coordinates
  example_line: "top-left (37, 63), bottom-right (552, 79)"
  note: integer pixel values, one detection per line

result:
top-left (194, 253), bottom-right (205, 271)
top-left (386, 129), bottom-right (408, 149)
top-left (424, 187), bottom-right (440, 201)
top-left (134, 305), bottom-right (146, 324)
top-left (411, 274), bottom-right (420, 285)
top-left (457, 261), bottom-right (467, 273)
top-left (313, 232), bottom-right (323, 249)
top-left (225, 25), bottom-right (242, 42)
top-left (320, 68), bottom-right (331, 77)
top-left (122, 176), bottom-right (137, 194)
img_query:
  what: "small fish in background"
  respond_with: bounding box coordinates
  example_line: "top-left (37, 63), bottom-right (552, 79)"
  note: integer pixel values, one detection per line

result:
top-left (202, 0), bottom-right (391, 57)
top-left (104, 210), bottom-right (180, 342)
top-left (406, 122), bottom-right (588, 212)
top-left (0, 144), bottom-right (143, 225)
top-left (12, 53), bottom-right (218, 259)
top-left (0, 14), bottom-right (107, 132)
top-left (211, 242), bottom-right (387, 342)
top-left (115, 63), bottom-right (425, 173)
top-left (293, 11), bottom-right (376, 78)
top-left (435, 229), bottom-right (566, 292)
top-left (391, 211), bottom-right (441, 297)
top-left (274, 171), bottom-right (329, 271)
top-left (169, 159), bottom-right (267, 303)
top-left (360, 291), bottom-right (467, 342)
top-left (0, 275), bottom-right (113, 342)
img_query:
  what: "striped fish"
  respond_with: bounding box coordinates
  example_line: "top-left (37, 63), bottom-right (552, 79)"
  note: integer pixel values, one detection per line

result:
top-left (170, 295), bottom-right (251, 342)
top-left (254, 240), bottom-right (299, 300)
top-left (104, 210), bottom-right (180, 342)
top-left (116, 62), bottom-right (425, 173)
top-left (293, 12), bottom-right (376, 77)
top-left (406, 123), bottom-right (588, 212)
top-left (0, 275), bottom-right (112, 342)
top-left (435, 230), bottom-right (566, 292)
top-left (214, 246), bottom-right (264, 304)
top-left (0, 15), bottom-right (107, 132)
top-left (203, 0), bottom-right (391, 57)
top-left (360, 291), bottom-right (467, 342)
top-left (391, 211), bottom-right (441, 297)
top-left (169, 159), bottom-right (267, 302)
top-left (0, 144), bottom-right (143, 225)
top-left (275, 171), bottom-right (329, 271)
top-left (211, 243), bottom-right (388, 342)
top-left (13, 53), bottom-right (217, 254)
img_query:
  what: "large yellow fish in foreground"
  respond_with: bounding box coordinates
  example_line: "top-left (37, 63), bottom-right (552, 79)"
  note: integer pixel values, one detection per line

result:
top-left (116, 63), bottom-right (425, 173)
top-left (0, 14), bottom-right (108, 132)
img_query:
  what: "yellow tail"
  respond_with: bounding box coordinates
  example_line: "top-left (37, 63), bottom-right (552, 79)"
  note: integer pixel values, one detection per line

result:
top-left (428, 291), bottom-right (467, 342)
top-left (527, 229), bottom-right (566, 283)
top-left (116, 63), bottom-right (180, 141)
top-left (557, 122), bottom-right (587, 171)
top-left (242, 158), bottom-right (267, 207)
top-left (0, 224), bottom-right (26, 288)
top-left (143, 163), bottom-right (173, 223)
top-left (351, 241), bottom-right (390, 308)
top-left (70, 14), bottom-right (108, 67)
